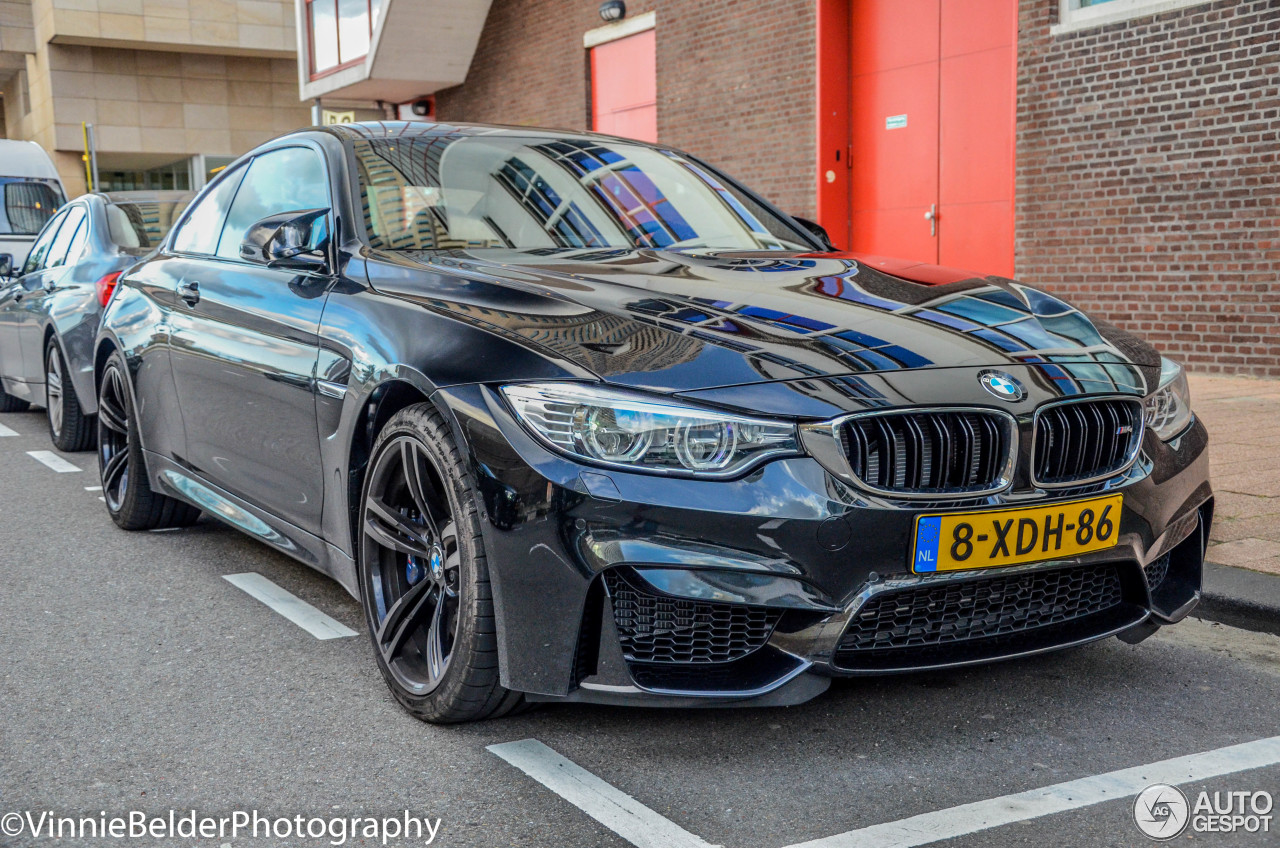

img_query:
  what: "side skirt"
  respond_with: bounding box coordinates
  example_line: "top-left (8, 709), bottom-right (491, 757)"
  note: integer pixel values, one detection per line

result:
top-left (145, 450), bottom-right (359, 598)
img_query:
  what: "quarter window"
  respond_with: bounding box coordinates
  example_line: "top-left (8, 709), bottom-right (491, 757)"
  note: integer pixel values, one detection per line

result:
top-left (171, 164), bottom-right (248, 256)
top-left (20, 210), bottom-right (67, 275)
top-left (44, 206), bottom-right (87, 269)
top-left (214, 147), bottom-right (329, 261)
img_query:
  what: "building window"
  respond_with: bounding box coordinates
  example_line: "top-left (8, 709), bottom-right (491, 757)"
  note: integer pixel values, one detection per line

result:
top-left (1053, 0), bottom-right (1214, 34)
top-left (307, 0), bottom-right (381, 77)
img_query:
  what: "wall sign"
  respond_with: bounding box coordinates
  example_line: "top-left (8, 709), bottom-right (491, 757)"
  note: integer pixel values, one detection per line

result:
top-left (885, 114), bottom-right (908, 130)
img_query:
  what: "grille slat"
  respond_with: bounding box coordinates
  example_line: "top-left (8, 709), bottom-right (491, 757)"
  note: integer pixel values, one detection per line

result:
top-left (1033, 398), bottom-right (1143, 487)
top-left (603, 571), bottom-right (780, 665)
top-left (841, 411), bottom-right (1011, 496)
top-left (836, 563), bottom-right (1125, 665)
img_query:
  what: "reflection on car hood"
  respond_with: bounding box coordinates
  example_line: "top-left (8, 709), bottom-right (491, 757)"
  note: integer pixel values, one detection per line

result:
top-left (383, 248), bottom-right (1160, 397)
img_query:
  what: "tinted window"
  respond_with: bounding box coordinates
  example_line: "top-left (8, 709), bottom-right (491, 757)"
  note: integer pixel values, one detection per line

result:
top-left (20, 210), bottom-right (67, 275)
top-left (44, 206), bottom-right (87, 269)
top-left (171, 164), bottom-right (247, 255)
top-left (107, 197), bottom-right (193, 249)
top-left (352, 135), bottom-right (811, 252)
top-left (1, 178), bottom-right (64, 235)
top-left (215, 147), bottom-right (329, 261)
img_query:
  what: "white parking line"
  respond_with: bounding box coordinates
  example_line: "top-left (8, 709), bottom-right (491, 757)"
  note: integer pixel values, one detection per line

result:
top-left (84, 485), bottom-right (102, 491)
top-left (786, 735), bottom-right (1280, 848)
top-left (488, 739), bottom-right (717, 848)
top-left (490, 736), bottom-right (1280, 848)
top-left (222, 572), bottom-right (358, 640)
top-left (0, 422), bottom-right (18, 437)
top-left (26, 450), bottom-right (81, 473)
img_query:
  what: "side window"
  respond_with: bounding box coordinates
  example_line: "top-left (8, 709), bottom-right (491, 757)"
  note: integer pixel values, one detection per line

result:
top-left (44, 206), bottom-right (87, 269)
top-left (171, 163), bottom-right (248, 256)
top-left (20, 210), bottom-right (67, 276)
top-left (215, 147), bottom-right (329, 261)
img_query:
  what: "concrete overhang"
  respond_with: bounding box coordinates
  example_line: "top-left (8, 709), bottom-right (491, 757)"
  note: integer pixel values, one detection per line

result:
top-left (298, 0), bottom-right (491, 103)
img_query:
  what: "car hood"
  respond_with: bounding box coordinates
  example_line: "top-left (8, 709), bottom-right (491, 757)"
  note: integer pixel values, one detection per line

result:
top-left (372, 248), bottom-right (1160, 399)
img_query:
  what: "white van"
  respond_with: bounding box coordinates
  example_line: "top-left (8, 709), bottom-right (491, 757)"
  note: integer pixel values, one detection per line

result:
top-left (0, 140), bottom-right (67, 271)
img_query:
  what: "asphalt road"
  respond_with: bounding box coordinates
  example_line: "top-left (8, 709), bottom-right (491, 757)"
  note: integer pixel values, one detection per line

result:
top-left (1, 407), bottom-right (1278, 848)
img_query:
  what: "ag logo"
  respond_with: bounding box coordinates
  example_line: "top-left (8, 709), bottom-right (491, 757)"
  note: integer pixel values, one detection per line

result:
top-left (1133, 784), bottom-right (1190, 840)
top-left (978, 370), bottom-right (1025, 403)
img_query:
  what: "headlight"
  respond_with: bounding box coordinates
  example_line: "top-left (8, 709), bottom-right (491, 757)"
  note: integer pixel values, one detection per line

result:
top-left (1144, 357), bottom-right (1193, 441)
top-left (501, 383), bottom-right (801, 477)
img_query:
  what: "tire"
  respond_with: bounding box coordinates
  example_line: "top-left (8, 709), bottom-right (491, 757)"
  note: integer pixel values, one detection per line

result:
top-left (0, 374), bottom-right (28, 412)
top-left (357, 402), bottom-right (525, 723)
top-left (97, 351), bottom-right (201, 531)
top-left (45, 338), bottom-right (94, 452)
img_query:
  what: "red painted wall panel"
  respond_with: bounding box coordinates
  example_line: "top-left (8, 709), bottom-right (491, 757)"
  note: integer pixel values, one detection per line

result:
top-left (591, 30), bottom-right (657, 143)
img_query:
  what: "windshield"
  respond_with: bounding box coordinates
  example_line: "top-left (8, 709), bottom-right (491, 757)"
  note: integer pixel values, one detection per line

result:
top-left (0, 177), bottom-right (64, 235)
top-left (352, 135), bottom-right (812, 252)
top-left (106, 197), bottom-right (192, 249)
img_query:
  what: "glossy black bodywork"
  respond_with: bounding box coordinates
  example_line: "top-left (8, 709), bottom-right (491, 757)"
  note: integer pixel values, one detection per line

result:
top-left (97, 123), bottom-right (1211, 707)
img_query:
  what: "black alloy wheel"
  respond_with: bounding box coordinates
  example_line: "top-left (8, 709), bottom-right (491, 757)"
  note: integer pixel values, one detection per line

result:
top-left (97, 352), bottom-right (200, 530)
top-left (358, 403), bottom-right (525, 723)
top-left (45, 339), bottom-right (94, 451)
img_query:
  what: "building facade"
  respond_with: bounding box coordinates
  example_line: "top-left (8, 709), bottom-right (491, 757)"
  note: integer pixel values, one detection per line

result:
top-left (0, 0), bottom-right (312, 195)
top-left (305, 0), bottom-right (1270, 378)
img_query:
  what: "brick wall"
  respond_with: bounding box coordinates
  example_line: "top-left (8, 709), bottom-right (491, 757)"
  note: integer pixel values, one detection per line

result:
top-left (435, 0), bottom-right (817, 218)
top-left (1016, 0), bottom-right (1280, 377)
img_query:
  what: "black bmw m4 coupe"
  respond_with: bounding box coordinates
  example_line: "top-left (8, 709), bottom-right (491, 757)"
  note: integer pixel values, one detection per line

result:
top-left (94, 122), bottom-right (1211, 722)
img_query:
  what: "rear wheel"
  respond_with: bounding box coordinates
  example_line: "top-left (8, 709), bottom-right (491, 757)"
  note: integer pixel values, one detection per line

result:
top-left (358, 403), bottom-right (524, 723)
top-left (97, 352), bottom-right (200, 531)
top-left (46, 338), bottom-right (94, 452)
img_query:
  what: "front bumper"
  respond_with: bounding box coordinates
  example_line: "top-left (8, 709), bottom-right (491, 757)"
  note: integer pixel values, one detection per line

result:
top-left (436, 384), bottom-right (1212, 707)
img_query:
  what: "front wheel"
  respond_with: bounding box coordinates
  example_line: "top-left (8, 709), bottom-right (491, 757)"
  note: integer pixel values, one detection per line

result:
top-left (358, 403), bottom-right (524, 723)
top-left (97, 351), bottom-right (201, 531)
top-left (46, 338), bottom-right (94, 452)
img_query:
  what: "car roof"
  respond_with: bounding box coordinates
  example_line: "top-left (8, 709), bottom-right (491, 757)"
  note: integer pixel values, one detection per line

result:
top-left (315, 120), bottom-right (648, 146)
top-left (0, 140), bottom-right (62, 181)
top-left (91, 190), bottom-right (196, 204)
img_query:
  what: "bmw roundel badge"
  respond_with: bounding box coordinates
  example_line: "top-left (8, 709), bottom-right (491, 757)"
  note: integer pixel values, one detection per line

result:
top-left (979, 370), bottom-right (1026, 403)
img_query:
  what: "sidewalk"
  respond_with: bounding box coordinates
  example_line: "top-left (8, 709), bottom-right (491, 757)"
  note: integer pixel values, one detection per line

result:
top-left (1187, 374), bottom-right (1280, 633)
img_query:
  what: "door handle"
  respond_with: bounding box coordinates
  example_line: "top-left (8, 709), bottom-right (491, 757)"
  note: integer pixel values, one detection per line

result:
top-left (178, 280), bottom-right (200, 305)
top-left (924, 204), bottom-right (937, 237)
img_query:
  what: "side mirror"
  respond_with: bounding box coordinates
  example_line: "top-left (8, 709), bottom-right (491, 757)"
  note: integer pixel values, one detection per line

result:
top-left (792, 216), bottom-right (837, 252)
top-left (240, 209), bottom-right (331, 271)
top-left (0, 253), bottom-right (14, 278)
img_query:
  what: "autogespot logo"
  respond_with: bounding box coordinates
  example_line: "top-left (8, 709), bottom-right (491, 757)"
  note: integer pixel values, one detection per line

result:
top-left (1134, 784), bottom-right (1191, 841)
top-left (978, 370), bottom-right (1026, 402)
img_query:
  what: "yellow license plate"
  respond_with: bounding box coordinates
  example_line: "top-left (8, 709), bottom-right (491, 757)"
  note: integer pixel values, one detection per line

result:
top-left (912, 494), bottom-right (1123, 573)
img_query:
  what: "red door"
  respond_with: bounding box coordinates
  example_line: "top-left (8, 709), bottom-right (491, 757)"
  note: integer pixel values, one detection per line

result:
top-left (841, 0), bottom-right (1016, 276)
top-left (591, 30), bottom-right (657, 143)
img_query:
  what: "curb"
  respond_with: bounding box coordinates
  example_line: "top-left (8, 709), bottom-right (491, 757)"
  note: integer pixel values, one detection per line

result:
top-left (1194, 561), bottom-right (1280, 637)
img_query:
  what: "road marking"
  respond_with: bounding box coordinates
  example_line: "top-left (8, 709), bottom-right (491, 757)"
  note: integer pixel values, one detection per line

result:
top-left (785, 735), bottom-right (1280, 848)
top-left (85, 485), bottom-right (102, 491)
top-left (26, 450), bottom-right (81, 473)
top-left (488, 739), bottom-right (717, 848)
top-left (222, 573), bottom-right (357, 640)
top-left (0, 422), bottom-right (18, 437)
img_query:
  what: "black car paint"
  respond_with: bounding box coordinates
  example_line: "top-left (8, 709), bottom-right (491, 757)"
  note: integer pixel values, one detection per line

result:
top-left (96, 123), bottom-right (1211, 706)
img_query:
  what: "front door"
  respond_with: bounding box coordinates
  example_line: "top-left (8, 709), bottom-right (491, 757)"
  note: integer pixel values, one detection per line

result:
top-left (846, 0), bottom-right (1016, 275)
top-left (164, 145), bottom-right (333, 535)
